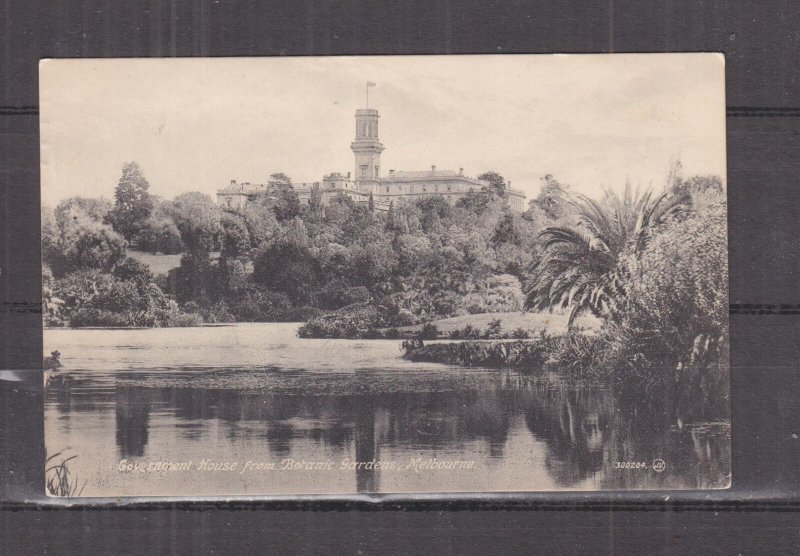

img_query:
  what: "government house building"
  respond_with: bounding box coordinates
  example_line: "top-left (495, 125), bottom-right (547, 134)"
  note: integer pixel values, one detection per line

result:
top-left (217, 107), bottom-right (526, 212)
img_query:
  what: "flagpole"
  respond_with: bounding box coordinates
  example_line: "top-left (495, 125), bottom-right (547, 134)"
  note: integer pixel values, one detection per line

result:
top-left (366, 81), bottom-right (369, 108)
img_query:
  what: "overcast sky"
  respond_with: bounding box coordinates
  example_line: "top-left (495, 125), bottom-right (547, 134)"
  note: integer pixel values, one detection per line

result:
top-left (40, 54), bottom-right (725, 207)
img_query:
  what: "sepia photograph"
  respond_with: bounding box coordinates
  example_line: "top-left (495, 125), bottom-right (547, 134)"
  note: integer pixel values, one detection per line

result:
top-left (39, 54), bottom-right (729, 497)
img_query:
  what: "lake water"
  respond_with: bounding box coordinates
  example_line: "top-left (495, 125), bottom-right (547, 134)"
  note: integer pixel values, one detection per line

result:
top-left (44, 323), bottom-right (730, 497)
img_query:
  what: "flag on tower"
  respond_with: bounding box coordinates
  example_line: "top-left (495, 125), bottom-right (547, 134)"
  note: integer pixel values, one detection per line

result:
top-left (366, 81), bottom-right (377, 107)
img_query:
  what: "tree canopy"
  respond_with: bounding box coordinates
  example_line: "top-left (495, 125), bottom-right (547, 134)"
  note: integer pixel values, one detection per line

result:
top-left (109, 162), bottom-right (154, 241)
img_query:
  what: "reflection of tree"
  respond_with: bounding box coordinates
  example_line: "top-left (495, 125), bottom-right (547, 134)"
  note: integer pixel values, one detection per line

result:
top-left (523, 388), bottom-right (609, 487)
top-left (263, 422), bottom-right (295, 458)
top-left (115, 386), bottom-right (151, 458)
top-left (72, 366), bottom-right (729, 492)
top-left (600, 386), bottom-right (731, 490)
top-left (354, 402), bottom-right (379, 493)
top-left (106, 376), bottom-right (519, 492)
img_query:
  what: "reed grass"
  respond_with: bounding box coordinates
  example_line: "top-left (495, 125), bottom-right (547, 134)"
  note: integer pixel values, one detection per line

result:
top-left (46, 452), bottom-right (87, 497)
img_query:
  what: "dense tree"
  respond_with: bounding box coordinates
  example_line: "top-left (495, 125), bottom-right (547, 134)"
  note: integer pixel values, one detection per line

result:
top-left (112, 256), bottom-right (153, 286)
top-left (240, 202), bottom-right (280, 250)
top-left (134, 198), bottom-right (183, 254)
top-left (612, 199), bottom-right (728, 369)
top-left (268, 173), bottom-right (302, 222)
top-left (672, 174), bottom-right (724, 202)
top-left (109, 162), bottom-right (155, 241)
top-left (493, 212), bottom-right (521, 245)
top-left (167, 192), bottom-right (221, 253)
top-left (532, 174), bottom-right (570, 220)
top-left (478, 171), bottom-right (507, 198)
top-left (167, 251), bottom-right (215, 303)
top-left (56, 196), bottom-right (114, 223)
top-left (44, 198), bottom-right (127, 277)
top-left (48, 155), bottom-right (726, 338)
top-left (525, 184), bottom-right (690, 327)
top-left (307, 186), bottom-right (324, 217)
top-left (219, 211), bottom-right (251, 258)
top-left (416, 195), bottom-right (453, 233)
top-left (253, 241), bottom-right (321, 304)
top-left (52, 267), bottom-right (191, 327)
top-left (455, 188), bottom-right (494, 215)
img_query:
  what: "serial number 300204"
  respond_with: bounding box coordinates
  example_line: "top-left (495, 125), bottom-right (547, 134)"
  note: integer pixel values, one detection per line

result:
top-left (615, 461), bottom-right (649, 470)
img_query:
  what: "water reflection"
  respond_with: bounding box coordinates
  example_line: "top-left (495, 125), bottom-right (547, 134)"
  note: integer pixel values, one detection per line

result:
top-left (43, 325), bottom-right (730, 495)
top-left (48, 370), bottom-right (730, 494)
top-left (115, 387), bottom-right (150, 458)
top-left (524, 389), bottom-right (607, 487)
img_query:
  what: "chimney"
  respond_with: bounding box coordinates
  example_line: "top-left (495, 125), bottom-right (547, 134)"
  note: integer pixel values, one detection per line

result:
top-left (389, 169), bottom-right (395, 176)
top-left (431, 165), bottom-right (436, 174)
top-left (459, 168), bottom-right (463, 176)
top-left (230, 179), bottom-right (236, 186)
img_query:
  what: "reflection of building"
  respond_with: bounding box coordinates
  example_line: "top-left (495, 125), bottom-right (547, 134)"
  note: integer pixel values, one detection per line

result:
top-left (115, 386), bottom-right (151, 458)
top-left (524, 389), bottom-right (608, 487)
top-left (217, 106), bottom-right (526, 212)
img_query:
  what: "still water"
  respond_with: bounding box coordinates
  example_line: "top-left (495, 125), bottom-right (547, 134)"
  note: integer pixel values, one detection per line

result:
top-left (44, 323), bottom-right (730, 496)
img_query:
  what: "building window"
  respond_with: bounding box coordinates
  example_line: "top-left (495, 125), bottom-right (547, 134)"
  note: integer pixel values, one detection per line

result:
top-left (374, 166), bottom-right (379, 178)
top-left (360, 165), bottom-right (368, 178)
top-left (386, 187), bottom-right (390, 193)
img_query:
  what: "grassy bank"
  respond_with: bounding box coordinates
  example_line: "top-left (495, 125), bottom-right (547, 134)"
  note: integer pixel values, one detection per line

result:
top-left (390, 312), bottom-right (599, 337)
top-left (297, 307), bottom-right (600, 340)
top-left (402, 334), bottom-right (604, 377)
top-left (403, 332), bottom-right (730, 421)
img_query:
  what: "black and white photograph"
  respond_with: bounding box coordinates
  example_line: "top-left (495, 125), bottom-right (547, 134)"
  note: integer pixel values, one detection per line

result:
top-left (39, 54), bottom-right (729, 496)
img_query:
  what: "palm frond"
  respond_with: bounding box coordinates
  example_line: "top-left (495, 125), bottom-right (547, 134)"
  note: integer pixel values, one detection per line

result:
top-left (526, 183), bottom-right (690, 326)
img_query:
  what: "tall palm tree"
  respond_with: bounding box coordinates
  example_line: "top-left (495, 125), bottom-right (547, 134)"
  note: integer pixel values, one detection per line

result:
top-left (526, 183), bottom-right (689, 327)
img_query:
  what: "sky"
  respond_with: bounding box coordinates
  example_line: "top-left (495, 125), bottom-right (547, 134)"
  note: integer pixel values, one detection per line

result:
top-left (40, 54), bottom-right (726, 207)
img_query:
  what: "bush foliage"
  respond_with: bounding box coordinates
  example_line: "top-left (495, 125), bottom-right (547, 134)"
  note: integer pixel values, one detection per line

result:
top-left (45, 157), bottom-right (729, 402)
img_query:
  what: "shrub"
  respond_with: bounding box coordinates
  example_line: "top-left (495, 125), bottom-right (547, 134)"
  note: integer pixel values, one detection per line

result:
top-left (363, 327), bottom-right (385, 339)
top-left (203, 301), bottom-right (236, 323)
top-left (418, 322), bottom-right (440, 340)
top-left (542, 333), bottom-right (607, 378)
top-left (465, 274), bottom-right (524, 314)
top-left (609, 200), bottom-right (729, 377)
top-left (313, 279), bottom-right (371, 310)
top-left (297, 303), bottom-right (381, 338)
top-left (70, 308), bottom-right (132, 327)
top-left (384, 328), bottom-right (402, 339)
top-left (509, 327), bottom-right (531, 339)
top-left (403, 339), bottom-right (550, 369)
top-left (449, 324), bottom-right (482, 340)
top-left (135, 214), bottom-right (183, 254)
top-left (483, 318), bottom-right (503, 339)
top-left (228, 287), bottom-right (293, 322)
top-left (165, 311), bottom-right (203, 327)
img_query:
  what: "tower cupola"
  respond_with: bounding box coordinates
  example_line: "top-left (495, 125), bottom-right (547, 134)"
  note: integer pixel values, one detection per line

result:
top-left (351, 108), bottom-right (384, 182)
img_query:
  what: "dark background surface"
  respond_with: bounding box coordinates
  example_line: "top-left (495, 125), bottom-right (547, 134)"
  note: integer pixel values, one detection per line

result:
top-left (2, 0), bottom-right (800, 552)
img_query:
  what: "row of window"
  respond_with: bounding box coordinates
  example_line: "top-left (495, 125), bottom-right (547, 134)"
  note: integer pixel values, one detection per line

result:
top-left (383, 184), bottom-right (458, 193)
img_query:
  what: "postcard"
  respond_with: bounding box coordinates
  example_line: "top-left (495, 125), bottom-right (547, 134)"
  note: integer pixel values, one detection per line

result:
top-left (40, 54), bottom-right (729, 496)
